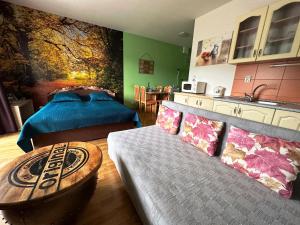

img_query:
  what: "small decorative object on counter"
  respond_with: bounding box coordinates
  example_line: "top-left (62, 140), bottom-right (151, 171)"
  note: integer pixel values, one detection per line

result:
top-left (213, 86), bottom-right (226, 97)
top-left (146, 82), bottom-right (152, 92)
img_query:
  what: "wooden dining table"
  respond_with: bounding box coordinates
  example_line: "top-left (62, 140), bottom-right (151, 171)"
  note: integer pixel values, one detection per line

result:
top-left (146, 91), bottom-right (170, 102)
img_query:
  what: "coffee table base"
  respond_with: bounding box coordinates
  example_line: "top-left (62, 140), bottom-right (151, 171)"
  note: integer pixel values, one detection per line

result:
top-left (1, 176), bottom-right (97, 225)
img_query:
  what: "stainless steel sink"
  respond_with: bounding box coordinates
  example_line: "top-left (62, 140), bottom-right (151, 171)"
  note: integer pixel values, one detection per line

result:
top-left (226, 96), bottom-right (246, 101)
top-left (256, 100), bottom-right (279, 106)
top-left (223, 96), bottom-right (281, 106)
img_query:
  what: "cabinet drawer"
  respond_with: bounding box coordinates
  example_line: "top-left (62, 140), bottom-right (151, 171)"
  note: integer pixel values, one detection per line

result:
top-left (198, 99), bottom-right (214, 111)
top-left (174, 94), bottom-right (188, 105)
top-left (187, 96), bottom-right (201, 108)
top-left (272, 110), bottom-right (300, 131)
top-left (213, 101), bottom-right (238, 116)
top-left (237, 104), bottom-right (275, 124)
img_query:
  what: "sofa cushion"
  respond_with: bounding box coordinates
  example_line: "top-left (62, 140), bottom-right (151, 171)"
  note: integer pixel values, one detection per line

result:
top-left (181, 113), bottom-right (224, 156)
top-left (156, 105), bottom-right (182, 134)
top-left (108, 125), bottom-right (300, 225)
top-left (222, 126), bottom-right (300, 198)
top-left (162, 101), bottom-right (300, 157)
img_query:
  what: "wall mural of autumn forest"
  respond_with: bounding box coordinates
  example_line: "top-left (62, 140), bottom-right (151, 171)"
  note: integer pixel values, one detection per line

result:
top-left (0, 1), bottom-right (123, 107)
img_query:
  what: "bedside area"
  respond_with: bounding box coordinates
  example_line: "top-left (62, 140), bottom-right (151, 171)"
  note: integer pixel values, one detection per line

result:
top-left (10, 99), bottom-right (34, 130)
top-left (174, 92), bottom-right (300, 131)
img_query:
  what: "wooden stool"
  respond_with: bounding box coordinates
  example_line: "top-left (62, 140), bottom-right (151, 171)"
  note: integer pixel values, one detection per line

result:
top-left (0, 142), bottom-right (102, 225)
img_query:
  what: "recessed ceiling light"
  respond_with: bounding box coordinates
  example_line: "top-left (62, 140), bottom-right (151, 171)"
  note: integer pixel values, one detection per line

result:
top-left (178, 32), bottom-right (190, 38)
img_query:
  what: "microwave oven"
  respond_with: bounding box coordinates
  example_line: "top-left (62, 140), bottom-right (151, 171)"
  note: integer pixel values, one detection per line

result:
top-left (181, 81), bottom-right (207, 94)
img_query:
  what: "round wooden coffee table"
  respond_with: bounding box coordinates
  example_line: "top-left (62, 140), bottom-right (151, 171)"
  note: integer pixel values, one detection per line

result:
top-left (0, 142), bottom-right (102, 225)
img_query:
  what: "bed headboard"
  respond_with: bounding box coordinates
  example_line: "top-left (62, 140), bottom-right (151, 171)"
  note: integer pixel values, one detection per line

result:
top-left (48, 86), bottom-right (115, 101)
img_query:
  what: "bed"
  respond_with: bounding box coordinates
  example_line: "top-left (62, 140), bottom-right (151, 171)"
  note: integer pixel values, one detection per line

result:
top-left (17, 87), bottom-right (141, 152)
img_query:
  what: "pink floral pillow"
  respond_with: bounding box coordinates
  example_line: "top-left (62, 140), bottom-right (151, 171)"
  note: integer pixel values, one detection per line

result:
top-left (221, 126), bottom-right (300, 198)
top-left (181, 113), bottom-right (224, 156)
top-left (156, 105), bottom-right (182, 134)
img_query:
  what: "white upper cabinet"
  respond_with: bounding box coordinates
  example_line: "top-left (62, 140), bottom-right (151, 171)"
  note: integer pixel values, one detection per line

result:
top-left (228, 7), bottom-right (268, 63)
top-left (229, 0), bottom-right (300, 63)
top-left (257, 0), bottom-right (300, 61)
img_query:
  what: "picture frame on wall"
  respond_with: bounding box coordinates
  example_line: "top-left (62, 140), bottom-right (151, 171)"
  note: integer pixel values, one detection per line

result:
top-left (195, 32), bottom-right (232, 67)
top-left (139, 59), bottom-right (154, 74)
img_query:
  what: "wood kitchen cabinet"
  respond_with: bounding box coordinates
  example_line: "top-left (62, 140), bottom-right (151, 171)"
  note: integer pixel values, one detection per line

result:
top-left (174, 93), bottom-right (188, 105)
top-left (213, 101), bottom-right (275, 124)
top-left (187, 96), bottom-right (200, 108)
top-left (229, 0), bottom-right (300, 63)
top-left (198, 98), bottom-right (214, 111)
top-left (257, 0), bottom-right (300, 61)
top-left (213, 101), bottom-right (238, 116)
top-left (237, 104), bottom-right (275, 124)
top-left (272, 110), bottom-right (300, 131)
top-left (174, 93), bottom-right (300, 130)
top-left (188, 96), bottom-right (214, 111)
top-left (228, 7), bottom-right (268, 63)
top-left (174, 93), bottom-right (213, 111)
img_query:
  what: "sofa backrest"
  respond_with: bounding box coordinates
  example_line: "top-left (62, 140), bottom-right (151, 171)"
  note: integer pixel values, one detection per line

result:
top-left (162, 100), bottom-right (300, 156)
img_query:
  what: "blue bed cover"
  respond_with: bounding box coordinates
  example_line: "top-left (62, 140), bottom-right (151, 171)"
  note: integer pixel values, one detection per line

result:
top-left (18, 100), bottom-right (141, 152)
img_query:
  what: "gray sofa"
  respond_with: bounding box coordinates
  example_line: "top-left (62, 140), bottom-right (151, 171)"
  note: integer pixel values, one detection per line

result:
top-left (108, 101), bottom-right (300, 225)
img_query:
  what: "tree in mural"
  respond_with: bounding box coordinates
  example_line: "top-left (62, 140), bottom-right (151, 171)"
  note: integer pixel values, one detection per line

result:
top-left (0, 1), bottom-right (123, 101)
top-left (0, 2), bottom-right (34, 87)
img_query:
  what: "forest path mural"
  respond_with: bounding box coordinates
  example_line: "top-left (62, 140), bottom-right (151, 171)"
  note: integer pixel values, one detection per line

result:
top-left (0, 0), bottom-right (123, 107)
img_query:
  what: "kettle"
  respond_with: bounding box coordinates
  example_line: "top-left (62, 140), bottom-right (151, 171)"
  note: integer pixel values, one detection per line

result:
top-left (213, 86), bottom-right (226, 97)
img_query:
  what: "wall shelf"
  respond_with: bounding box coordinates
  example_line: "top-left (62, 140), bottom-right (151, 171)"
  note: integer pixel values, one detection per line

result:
top-left (271, 15), bottom-right (300, 25)
top-left (267, 36), bottom-right (293, 43)
top-left (236, 44), bottom-right (253, 49)
top-left (239, 26), bottom-right (258, 33)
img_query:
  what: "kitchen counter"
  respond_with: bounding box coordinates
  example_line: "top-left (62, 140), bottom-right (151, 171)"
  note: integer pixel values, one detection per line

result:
top-left (173, 92), bottom-right (213, 99)
top-left (214, 96), bottom-right (300, 113)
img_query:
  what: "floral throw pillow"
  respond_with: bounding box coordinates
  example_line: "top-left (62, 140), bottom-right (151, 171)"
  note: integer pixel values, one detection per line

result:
top-left (156, 105), bottom-right (182, 135)
top-left (221, 126), bottom-right (300, 198)
top-left (181, 113), bottom-right (224, 156)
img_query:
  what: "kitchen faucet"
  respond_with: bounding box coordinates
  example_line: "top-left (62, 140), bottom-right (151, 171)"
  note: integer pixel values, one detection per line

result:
top-left (244, 84), bottom-right (267, 102)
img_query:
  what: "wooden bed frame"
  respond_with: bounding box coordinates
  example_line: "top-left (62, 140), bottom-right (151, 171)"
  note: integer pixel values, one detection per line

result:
top-left (32, 86), bottom-right (136, 149)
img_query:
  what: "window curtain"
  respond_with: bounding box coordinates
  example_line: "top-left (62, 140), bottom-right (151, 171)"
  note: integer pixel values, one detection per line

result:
top-left (0, 82), bottom-right (17, 134)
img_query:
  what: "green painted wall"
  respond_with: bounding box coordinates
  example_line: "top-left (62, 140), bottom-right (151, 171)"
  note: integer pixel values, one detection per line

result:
top-left (123, 32), bottom-right (190, 108)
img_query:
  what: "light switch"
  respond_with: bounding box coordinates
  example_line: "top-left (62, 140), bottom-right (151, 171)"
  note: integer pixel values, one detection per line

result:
top-left (244, 75), bottom-right (251, 83)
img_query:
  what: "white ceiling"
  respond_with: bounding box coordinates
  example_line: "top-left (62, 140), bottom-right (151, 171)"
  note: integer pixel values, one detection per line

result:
top-left (6, 0), bottom-right (231, 47)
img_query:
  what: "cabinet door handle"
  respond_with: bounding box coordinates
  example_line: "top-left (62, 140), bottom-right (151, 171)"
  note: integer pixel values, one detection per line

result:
top-left (234, 107), bottom-right (237, 114)
top-left (199, 100), bottom-right (202, 106)
top-left (253, 49), bottom-right (257, 57)
top-left (238, 108), bottom-right (242, 115)
top-left (258, 49), bottom-right (262, 56)
top-left (196, 100), bottom-right (198, 105)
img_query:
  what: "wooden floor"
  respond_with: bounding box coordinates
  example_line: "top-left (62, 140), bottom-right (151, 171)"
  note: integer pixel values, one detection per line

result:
top-left (0, 111), bottom-right (156, 225)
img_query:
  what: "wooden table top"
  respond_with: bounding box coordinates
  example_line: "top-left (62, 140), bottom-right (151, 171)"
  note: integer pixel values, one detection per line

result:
top-left (0, 142), bottom-right (102, 209)
top-left (146, 91), bottom-right (169, 95)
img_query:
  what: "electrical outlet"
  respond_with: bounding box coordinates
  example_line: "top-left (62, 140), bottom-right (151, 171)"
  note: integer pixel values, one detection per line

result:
top-left (244, 75), bottom-right (251, 83)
